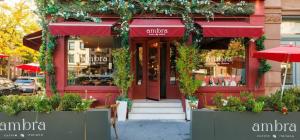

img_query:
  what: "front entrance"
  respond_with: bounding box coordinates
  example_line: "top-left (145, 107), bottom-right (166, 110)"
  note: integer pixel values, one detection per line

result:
top-left (131, 38), bottom-right (180, 100)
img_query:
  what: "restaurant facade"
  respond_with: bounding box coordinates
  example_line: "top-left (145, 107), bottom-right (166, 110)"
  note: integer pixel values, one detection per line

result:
top-left (23, 0), bottom-right (277, 106)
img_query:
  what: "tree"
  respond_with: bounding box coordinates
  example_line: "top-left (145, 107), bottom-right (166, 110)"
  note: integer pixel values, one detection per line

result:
top-left (0, 0), bottom-right (40, 78)
top-left (176, 44), bottom-right (202, 98)
top-left (112, 47), bottom-right (133, 99)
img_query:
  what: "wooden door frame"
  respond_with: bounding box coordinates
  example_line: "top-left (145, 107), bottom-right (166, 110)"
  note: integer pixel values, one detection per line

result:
top-left (130, 38), bottom-right (181, 99)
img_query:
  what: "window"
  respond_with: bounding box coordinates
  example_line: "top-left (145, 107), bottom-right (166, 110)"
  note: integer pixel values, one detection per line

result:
top-left (80, 42), bottom-right (85, 50)
top-left (194, 38), bottom-right (246, 87)
top-left (68, 41), bottom-right (75, 50)
top-left (68, 54), bottom-right (75, 63)
top-left (80, 54), bottom-right (86, 63)
top-left (67, 36), bottom-right (119, 86)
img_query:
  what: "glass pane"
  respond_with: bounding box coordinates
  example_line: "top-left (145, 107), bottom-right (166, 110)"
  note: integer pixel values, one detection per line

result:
top-left (170, 43), bottom-right (177, 85)
top-left (195, 38), bottom-right (246, 87)
top-left (148, 42), bottom-right (159, 81)
top-left (67, 36), bottom-right (119, 86)
top-left (136, 43), bottom-right (143, 85)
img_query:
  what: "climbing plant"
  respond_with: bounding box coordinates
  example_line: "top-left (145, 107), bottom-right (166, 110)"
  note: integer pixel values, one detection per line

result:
top-left (255, 36), bottom-right (272, 86)
top-left (34, 0), bottom-right (255, 94)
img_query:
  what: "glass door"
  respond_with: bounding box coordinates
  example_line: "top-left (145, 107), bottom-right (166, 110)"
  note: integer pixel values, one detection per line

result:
top-left (146, 39), bottom-right (161, 100)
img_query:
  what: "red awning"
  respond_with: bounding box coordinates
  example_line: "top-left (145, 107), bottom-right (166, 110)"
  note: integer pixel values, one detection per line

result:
top-left (129, 19), bottom-right (185, 37)
top-left (23, 30), bottom-right (42, 51)
top-left (49, 20), bottom-right (117, 36)
top-left (196, 21), bottom-right (264, 37)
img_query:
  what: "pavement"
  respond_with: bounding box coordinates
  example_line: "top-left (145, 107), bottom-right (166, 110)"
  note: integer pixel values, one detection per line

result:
top-left (111, 120), bottom-right (190, 140)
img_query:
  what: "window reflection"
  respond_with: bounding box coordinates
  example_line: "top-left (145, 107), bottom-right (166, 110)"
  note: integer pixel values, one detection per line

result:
top-left (67, 36), bottom-right (118, 86)
top-left (194, 38), bottom-right (246, 87)
top-left (148, 42), bottom-right (159, 81)
top-left (170, 43), bottom-right (177, 85)
top-left (136, 44), bottom-right (143, 85)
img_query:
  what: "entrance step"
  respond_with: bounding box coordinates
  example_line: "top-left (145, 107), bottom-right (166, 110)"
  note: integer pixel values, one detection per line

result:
top-left (128, 99), bottom-right (185, 120)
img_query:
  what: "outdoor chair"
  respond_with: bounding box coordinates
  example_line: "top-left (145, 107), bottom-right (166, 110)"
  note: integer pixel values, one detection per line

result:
top-left (95, 94), bottom-right (119, 139)
top-left (110, 103), bottom-right (119, 139)
top-left (95, 93), bottom-right (112, 108)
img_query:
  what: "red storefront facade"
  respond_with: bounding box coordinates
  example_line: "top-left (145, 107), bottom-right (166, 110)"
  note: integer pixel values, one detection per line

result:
top-left (24, 0), bottom-right (266, 106)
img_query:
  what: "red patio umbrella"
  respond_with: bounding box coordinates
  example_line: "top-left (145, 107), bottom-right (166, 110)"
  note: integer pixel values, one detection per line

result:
top-left (0, 54), bottom-right (8, 58)
top-left (253, 45), bottom-right (300, 100)
top-left (16, 63), bottom-right (41, 72)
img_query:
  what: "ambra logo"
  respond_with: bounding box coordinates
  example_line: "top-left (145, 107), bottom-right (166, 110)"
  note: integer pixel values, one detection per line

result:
top-left (146, 28), bottom-right (168, 36)
top-left (252, 120), bottom-right (296, 132)
top-left (0, 119), bottom-right (46, 131)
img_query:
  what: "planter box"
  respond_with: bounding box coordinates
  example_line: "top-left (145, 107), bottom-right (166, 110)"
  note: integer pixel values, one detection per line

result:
top-left (192, 110), bottom-right (300, 140)
top-left (0, 109), bottom-right (111, 140)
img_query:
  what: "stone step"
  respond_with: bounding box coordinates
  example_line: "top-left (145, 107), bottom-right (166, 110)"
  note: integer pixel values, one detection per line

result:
top-left (132, 102), bottom-right (182, 108)
top-left (131, 107), bottom-right (184, 114)
top-left (128, 113), bottom-right (186, 120)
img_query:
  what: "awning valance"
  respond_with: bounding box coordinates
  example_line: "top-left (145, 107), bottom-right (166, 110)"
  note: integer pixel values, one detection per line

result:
top-left (129, 19), bottom-right (185, 37)
top-left (196, 21), bottom-right (264, 37)
top-left (48, 20), bottom-right (117, 36)
top-left (23, 30), bottom-right (42, 51)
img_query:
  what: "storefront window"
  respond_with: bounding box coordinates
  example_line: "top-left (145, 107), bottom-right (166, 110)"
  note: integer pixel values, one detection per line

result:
top-left (67, 36), bottom-right (118, 86)
top-left (194, 38), bottom-right (246, 87)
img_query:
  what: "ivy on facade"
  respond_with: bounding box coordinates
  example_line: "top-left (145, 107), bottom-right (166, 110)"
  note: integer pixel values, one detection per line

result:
top-left (34, 0), bottom-right (255, 94)
top-left (255, 36), bottom-right (272, 86)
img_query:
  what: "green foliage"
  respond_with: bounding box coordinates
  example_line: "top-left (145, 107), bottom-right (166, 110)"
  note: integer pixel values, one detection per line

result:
top-left (212, 87), bottom-right (300, 113)
top-left (112, 48), bottom-right (134, 97)
top-left (176, 45), bottom-right (202, 98)
top-left (33, 95), bottom-right (52, 113)
top-left (50, 94), bottom-right (61, 109)
top-left (221, 96), bottom-right (246, 112)
top-left (269, 88), bottom-right (300, 112)
top-left (255, 36), bottom-right (272, 86)
top-left (74, 99), bottom-right (93, 112)
top-left (240, 92), bottom-right (255, 111)
top-left (59, 93), bottom-right (82, 111)
top-left (252, 101), bottom-right (264, 113)
top-left (0, 96), bottom-right (26, 115)
top-left (0, 93), bottom-right (92, 115)
top-left (212, 93), bottom-right (224, 108)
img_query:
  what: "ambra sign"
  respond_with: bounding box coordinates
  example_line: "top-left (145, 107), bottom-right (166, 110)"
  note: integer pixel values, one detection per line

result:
top-left (252, 120), bottom-right (296, 139)
top-left (252, 120), bottom-right (296, 132)
top-left (146, 28), bottom-right (169, 36)
top-left (130, 26), bottom-right (185, 37)
top-left (0, 119), bottom-right (46, 131)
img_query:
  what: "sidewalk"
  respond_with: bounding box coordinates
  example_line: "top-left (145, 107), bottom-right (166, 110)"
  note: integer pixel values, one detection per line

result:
top-left (111, 120), bottom-right (190, 140)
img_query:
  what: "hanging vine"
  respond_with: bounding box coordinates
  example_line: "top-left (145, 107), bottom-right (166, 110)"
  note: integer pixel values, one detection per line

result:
top-left (255, 36), bottom-right (272, 86)
top-left (34, 0), bottom-right (255, 94)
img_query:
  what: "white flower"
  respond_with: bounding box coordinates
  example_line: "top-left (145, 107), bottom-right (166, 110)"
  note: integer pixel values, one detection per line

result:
top-left (221, 99), bottom-right (228, 106)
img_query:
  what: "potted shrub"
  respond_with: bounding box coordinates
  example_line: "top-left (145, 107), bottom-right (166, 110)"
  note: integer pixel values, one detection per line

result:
top-left (176, 44), bottom-right (202, 120)
top-left (112, 47), bottom-right (133, 121)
